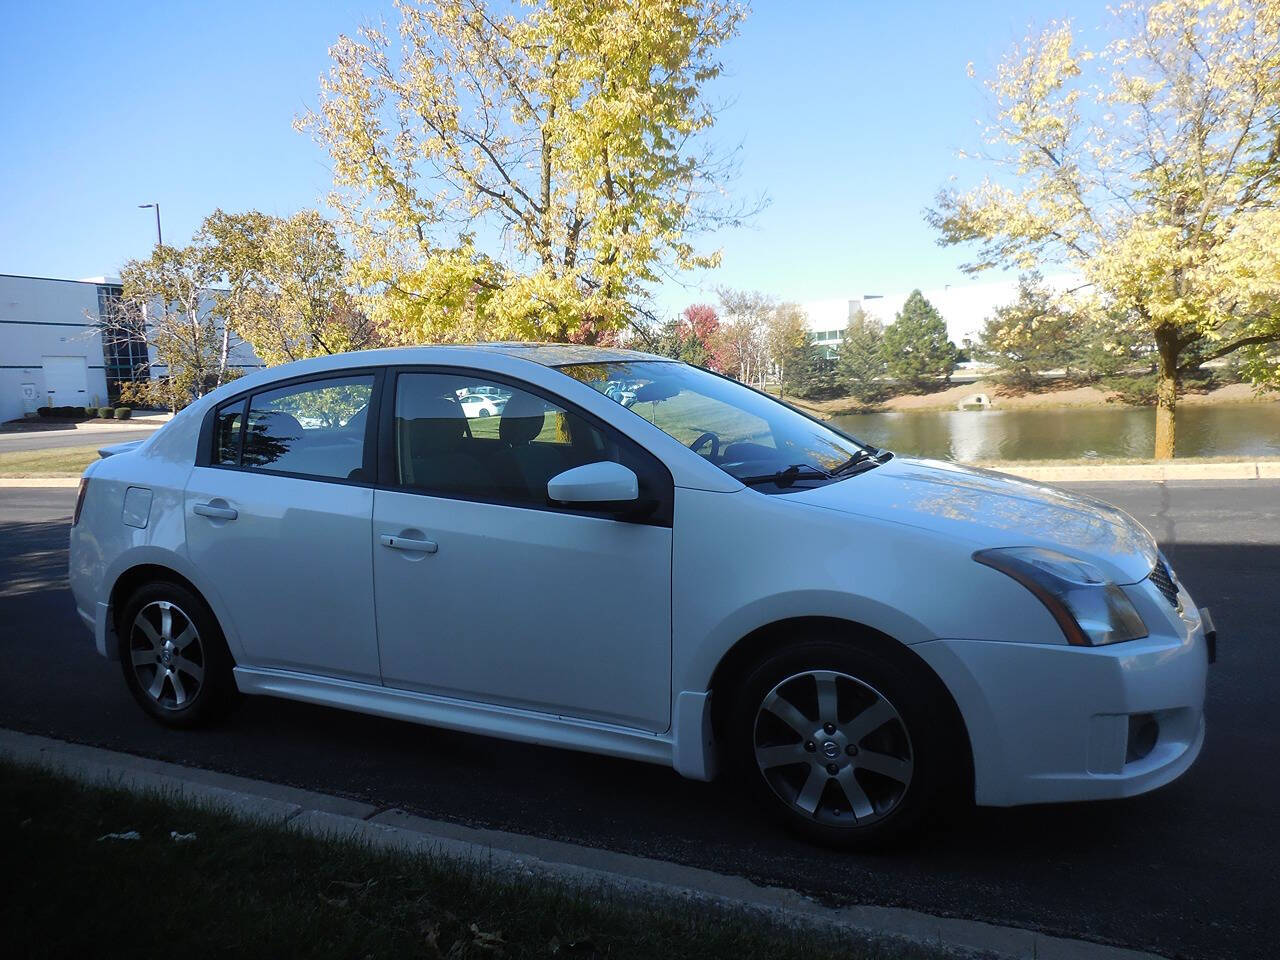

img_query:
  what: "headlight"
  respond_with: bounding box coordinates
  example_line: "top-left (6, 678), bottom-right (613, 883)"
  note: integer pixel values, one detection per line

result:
top-left (974, 546), bottom-right (1148, 646)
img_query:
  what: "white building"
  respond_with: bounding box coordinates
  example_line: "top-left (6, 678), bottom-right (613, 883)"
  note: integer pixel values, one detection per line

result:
top-left (801, 276), bottom-right (1076, 356)
top-left (0, 273), bottom-right (261, 425)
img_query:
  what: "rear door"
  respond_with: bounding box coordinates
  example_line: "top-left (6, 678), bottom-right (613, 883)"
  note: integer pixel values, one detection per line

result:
top-left (184, 371), bottom-right (382, 682)
top-left (371, 369), bottom-right (674, 732)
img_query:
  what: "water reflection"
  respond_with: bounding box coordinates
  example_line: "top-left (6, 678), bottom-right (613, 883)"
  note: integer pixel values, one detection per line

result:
top-left (832, 405), bottom-right (1280, 461)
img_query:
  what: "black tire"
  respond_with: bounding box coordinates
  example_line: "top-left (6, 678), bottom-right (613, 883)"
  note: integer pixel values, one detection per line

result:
top-left (117, 580), bottom-right (238, 727)
top-left (728, 637), bottom-right (964, 850)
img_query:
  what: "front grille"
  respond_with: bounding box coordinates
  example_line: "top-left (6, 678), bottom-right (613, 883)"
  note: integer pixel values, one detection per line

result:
top-left (1150, 558), bottom-right (1180, 608)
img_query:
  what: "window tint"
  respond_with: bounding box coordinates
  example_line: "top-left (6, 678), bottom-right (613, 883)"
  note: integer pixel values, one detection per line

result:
top-left (242, 375), bottom-right (373, 480)
top-left (212, 402), bottom-right (244, 466)
top-left (394, 373), bottom-right (619, 506)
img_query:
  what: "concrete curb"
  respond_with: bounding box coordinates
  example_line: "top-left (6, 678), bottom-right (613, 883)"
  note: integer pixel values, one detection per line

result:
top-left (997, 461), bottom-right (1276, 483)
top-left (0, 729), bottom-right (1166, 960)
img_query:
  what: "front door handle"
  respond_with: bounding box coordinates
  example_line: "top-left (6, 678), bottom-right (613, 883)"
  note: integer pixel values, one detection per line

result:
top-left (380, 534), bottom-right (438, 554)
top-left (193, 502), bottom-right (238, 521)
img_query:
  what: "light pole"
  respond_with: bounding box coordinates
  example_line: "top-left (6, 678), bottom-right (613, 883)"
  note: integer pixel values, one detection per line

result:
top-left (138, 203), bottom-right (162, 248)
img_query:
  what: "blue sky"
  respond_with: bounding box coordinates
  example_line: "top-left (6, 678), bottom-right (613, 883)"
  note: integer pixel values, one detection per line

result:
top-left (0, 1), bottom-right (1109, 318)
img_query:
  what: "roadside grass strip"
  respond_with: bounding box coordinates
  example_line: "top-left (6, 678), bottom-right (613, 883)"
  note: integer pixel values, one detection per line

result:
top-left (0, 444), bottom-right (102, 478)
top-left (0, 760), bottom-right (944, 960)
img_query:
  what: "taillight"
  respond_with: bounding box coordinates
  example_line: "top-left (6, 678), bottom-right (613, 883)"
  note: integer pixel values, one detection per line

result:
top-left (73, 477), bottom-right (90, 526)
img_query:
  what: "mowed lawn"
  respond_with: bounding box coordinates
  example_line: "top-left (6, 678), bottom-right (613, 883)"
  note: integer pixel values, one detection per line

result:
top-left (0, 444), bottom-right (101, 477)
top-left (0, 760), bottom-right (933, 960)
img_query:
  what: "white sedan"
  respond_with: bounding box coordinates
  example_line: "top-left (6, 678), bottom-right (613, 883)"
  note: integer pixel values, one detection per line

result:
top-left (68, 343), bottom-right (1212, 847)
top-left (457, 392), bottom-right (503, 418)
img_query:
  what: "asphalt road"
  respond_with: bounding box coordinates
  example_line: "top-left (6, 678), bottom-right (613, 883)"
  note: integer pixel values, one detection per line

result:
top-left (0, 426), bottom-right (158, 452)
top-left (2, 481), bottom-right (1276, 960)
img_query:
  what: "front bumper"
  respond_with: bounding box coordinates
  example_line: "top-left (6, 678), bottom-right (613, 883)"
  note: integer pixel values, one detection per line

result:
top-left (914, 580), bottom-right (1211, 807)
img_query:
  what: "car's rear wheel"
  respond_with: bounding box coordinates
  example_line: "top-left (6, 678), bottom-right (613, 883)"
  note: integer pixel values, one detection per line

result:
top-left (729, 638), bottom-right (961, 849)
top-left (118, 581), bottom-right (237, 727)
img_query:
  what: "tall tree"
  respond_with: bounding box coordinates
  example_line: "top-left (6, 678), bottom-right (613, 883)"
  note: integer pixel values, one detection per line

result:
top-left (836, 308), bottom-right (887, 403)
top-left (678, 303), bottom-right (725, 370)
top-left (111, 244), bottom-right (236, 406)
top-left (765, 301), bottom-right (810, 398)
top-left (974, 273), bottom-right (1081, 388)
top-left (715, 288), bottom-right (771, 385)
top-left (201, 209), bottom-right (377, 366)
top-left (298, 0), bottom-right (753, 345)
top-left (786, 332), bottom-right (840, 400)
top-left (930, 0), bottom-right (1280, 457)
top-left (881, 290), bottom-right (958, 391)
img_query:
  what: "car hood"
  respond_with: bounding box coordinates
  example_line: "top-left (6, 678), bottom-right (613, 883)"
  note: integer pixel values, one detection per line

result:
top-left (789, 457), bottom-right (1158, 584)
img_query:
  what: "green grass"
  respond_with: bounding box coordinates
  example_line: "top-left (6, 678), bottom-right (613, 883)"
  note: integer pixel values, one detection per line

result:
top-left (0, 760), bottom-right (936, 960)
top-left (0, 444), bottom-right (101, 477)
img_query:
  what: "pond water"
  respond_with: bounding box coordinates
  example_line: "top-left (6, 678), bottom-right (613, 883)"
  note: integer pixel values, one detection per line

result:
top-left (829, 404), bottom-right (1280, 461)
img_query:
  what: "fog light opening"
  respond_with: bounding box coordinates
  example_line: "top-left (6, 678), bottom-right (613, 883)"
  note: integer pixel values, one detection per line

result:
top-left (1126, 714), bottom-right (1159, 763)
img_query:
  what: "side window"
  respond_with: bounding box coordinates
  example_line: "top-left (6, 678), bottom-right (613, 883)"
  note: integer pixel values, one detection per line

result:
top-left (242, 375), bottom-right (373, 480)
top-left (212, 401), bottom-right (244, 466)
top-left (394, 373), bottom-right (616, 505)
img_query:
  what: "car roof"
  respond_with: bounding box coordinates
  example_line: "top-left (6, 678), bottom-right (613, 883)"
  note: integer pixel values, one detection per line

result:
top-left (194, 343), bottom-right (676, 413)
top-left (466, 342), bottom-right (668, 366)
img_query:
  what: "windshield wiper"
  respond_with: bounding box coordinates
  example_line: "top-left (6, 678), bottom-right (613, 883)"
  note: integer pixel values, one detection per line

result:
top-left (830, 448), bottom-right (885, 477)
top-left (739, 464), bottom-right (831, 489)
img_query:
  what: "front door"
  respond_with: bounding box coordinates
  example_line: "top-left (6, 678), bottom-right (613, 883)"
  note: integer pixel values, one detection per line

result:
top-left (185, 373), bottom-right (381, 682)
top-left (372, 370), bottom-right (673, 732)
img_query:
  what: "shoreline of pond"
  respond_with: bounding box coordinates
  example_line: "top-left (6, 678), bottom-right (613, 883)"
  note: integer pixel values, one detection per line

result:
top-left (791, 380), bottom-right (1280, 418)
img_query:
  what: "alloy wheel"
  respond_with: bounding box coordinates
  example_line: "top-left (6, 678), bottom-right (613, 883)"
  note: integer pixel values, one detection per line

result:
top-left (128, 600), bottom-right (205, 711)
top-left (753, 669), bottom-right (913, 826)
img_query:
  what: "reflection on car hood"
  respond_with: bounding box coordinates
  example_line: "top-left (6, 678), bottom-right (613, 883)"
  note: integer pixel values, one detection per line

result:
top-left (790, 457), bottom-right (1158, 584)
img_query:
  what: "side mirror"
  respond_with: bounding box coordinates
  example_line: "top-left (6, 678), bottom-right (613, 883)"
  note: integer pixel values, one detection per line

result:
top-left (547, 461), bottom-right (640, 511)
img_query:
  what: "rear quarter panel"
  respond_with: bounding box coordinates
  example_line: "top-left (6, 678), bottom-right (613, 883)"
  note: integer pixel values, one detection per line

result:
top-left (69, 408), bottom-right (203, 658)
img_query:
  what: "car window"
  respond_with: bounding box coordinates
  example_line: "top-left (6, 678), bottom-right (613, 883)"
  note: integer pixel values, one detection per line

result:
top-left (627, 389), bottom-right (771, 449)
top-left (558, 360), bottom-right (875, 491)
top-left (395, 372), bottom-right (615, 505)
top-left (212, 402), bottom-right (244, 466)
top-left (240, 375), bottom-right (373, 480)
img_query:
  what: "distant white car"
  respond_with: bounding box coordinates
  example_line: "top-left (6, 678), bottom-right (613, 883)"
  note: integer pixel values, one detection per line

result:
top-left (457, 393), bottom-right (502, 418)
top-left (68, 343), bottom-right (1212, 847)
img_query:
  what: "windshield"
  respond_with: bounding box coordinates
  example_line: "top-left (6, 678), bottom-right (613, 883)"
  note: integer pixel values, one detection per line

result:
top-left (557, 360), bottom-right (882, 490)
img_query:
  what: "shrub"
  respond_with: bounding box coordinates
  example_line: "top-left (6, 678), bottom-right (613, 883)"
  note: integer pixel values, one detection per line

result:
top-left (79, 407), bottom-right (94, 419)
top-left (1104, 373), bottom-right (1158, 405)
top-left (98, 407), bottom-right (114, 418)
top-left (113, 407), bottom-right (132, 419)
top-left (117, 378), bottom-right (187, 411)
top-left (36, 406), bottom-right (52, 418)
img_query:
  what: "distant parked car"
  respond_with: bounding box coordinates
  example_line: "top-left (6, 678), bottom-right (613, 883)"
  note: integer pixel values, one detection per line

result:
top-left (458, 393), bottom-right (502, 418)
top-left (69, 343), bottom-right (1213, 848)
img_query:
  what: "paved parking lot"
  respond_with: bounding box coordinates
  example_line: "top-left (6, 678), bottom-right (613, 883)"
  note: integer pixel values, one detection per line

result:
top-left (1, 481), bottom-right (1276, 960)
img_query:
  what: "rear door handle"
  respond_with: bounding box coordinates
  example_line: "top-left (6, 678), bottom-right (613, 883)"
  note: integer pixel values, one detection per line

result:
top-left (193, 502), bottom-right (238, 521)
top-left (380, 534), bottom-right (438, 554)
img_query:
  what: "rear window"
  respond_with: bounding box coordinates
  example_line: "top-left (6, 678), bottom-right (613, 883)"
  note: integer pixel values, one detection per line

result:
top-left (211, 375), bottom-right (373, 481)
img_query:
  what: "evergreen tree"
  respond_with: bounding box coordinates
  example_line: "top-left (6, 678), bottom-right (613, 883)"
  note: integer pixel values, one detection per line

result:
top-left (881, 290), bottom-right (958, 391)
top-left (836, 308), bottom-right (887, 403)
top-left (788, 334), bottom-right (840, 400)
top-left (973, 273), bottom-right (1080, 389)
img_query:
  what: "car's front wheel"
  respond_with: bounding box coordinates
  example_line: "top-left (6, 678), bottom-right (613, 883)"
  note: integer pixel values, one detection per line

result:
top-left (117, 581), bottom-right (237, 727)
top-left (729, 639), bottom-right (962, 849)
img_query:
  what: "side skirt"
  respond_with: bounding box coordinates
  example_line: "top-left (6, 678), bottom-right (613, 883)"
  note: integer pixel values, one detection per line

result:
top-left (233, 666), bottom-right (674, 769)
